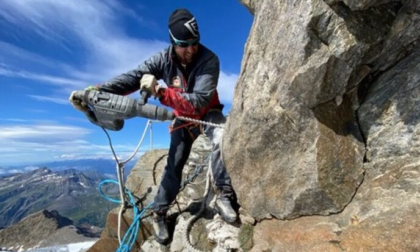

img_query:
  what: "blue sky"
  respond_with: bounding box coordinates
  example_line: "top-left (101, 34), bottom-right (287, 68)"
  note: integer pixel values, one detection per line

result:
top-left (0, 0), bottom-right (253, 167)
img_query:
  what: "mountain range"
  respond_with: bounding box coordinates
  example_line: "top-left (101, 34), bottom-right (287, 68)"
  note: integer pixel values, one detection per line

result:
top-left (0, 167), bottom-right (118, 229)
top-left (0, 158), bottom-right (137, 178)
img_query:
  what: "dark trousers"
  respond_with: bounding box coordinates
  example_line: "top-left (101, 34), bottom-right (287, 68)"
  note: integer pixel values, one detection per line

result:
top-left (153, 111), bottom-right (232, 212)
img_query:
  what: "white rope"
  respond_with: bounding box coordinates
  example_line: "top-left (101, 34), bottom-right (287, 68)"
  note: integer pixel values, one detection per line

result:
top-left (121, 120), bottom-right (152, 165)
top-left (116, 120), bottom-right (152, 243)
top-left (150, 122), bottom-right (153, 150)
top-left (116, 162), bottom-right (125, 243)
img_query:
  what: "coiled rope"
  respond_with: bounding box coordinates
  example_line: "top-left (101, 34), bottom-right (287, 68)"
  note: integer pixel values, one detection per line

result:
top-left (99, 117), bottom-right (224, 252)
top-left (100, 120), bottom-right (152, 251)
top-left (98, 180), bottom-right (153, 252)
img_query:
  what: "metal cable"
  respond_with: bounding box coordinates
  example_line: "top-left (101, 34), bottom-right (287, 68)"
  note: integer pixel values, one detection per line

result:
top-left (176, 116), bottom-right (225, 129)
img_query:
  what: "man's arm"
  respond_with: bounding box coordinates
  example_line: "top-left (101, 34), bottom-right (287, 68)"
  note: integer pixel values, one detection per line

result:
top-left (98, 51), bottom-right (166, 95)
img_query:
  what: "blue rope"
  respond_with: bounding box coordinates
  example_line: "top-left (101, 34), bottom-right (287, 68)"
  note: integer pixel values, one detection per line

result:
top-left (98, 179), bottom-right (123, 203)
top-left (98, 179), bottom-right (153, 252)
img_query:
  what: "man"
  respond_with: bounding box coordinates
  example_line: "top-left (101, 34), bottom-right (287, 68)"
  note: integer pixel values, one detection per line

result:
top-left (69, 9), bottom-right (237, 244)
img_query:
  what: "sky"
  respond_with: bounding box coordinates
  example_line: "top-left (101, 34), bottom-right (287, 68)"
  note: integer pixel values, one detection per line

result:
top-left (0, 0), bottom-right (253, 167)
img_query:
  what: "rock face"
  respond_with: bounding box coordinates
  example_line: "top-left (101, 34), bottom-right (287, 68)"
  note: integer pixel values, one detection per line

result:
top-left (339, 42), bottom-right (420, 252)
top-left (224, 0), bottom-right (371, 220)
top-left (250, 48), bottom-right (420, 251)
top-left (222, 0), bottom-right (419, 251)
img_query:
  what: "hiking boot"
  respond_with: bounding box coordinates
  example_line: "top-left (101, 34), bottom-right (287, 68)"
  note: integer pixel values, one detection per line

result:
top-left (152, 211), bottom-right (169, 244)
top-left (215, 194), bottom-right (237, 223)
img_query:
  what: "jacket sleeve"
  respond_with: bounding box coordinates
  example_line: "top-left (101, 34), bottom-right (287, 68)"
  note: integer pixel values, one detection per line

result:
top-left (159, 55), bottom-right (220, 115)
top-left (98, 51), bottom-right (166, 95)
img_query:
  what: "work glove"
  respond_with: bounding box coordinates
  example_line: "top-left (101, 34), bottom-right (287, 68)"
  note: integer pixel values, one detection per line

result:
top-left (69, 91), bottom-right (88, 113)
top-left (140, 74), bottom-right (163, 98)
top-left (85, 85), bottom-right (99, 91)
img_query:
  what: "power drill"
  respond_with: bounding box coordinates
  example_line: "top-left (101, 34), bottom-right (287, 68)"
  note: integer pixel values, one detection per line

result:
top-left (73, 90), bottom-right (174, 131)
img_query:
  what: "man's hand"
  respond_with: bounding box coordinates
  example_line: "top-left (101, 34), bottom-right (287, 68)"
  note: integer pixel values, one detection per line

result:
top-left (85, 85), bottom-right (99, 91)
top-left (69, 91), bottom-right (88, 113)
top-left (69, 85), bottom-right (100, 112)
top-left (140, 74), bottom-right (163, 98)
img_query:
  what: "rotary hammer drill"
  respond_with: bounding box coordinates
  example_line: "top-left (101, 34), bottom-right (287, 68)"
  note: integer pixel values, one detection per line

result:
top-left (72, 90), bottom-right (174, 131)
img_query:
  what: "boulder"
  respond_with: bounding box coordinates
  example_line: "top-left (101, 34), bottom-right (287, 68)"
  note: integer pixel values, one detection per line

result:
top-left (225, 0), bottom-right (373, 220)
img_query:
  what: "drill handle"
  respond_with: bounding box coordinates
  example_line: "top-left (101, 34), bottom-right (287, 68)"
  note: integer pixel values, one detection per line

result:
top-left (139, 89), bottom-right (151, 105)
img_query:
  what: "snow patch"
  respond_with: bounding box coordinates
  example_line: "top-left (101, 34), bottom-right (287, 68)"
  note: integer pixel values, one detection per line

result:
top-left (68, 241), bottom-right (97, 252)
top-left (18, 240), bottom-right (97, 252)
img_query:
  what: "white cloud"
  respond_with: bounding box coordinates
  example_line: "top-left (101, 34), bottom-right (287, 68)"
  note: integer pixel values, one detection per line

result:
top-left (218, 71), bottom-right (238, 104)
top-left (23, 166), bottom-right (39, 171)
top-left (0, 42), bottom-right (68, 70)
top-left (7, 169), bottom-right (21, 174)
top-left (0, 124), bottom-right (91, 141)
top-left (0, 0), bottom-right (238, 104)
top-left (28, 95), bottom-right (69, 105)
top-left (0, 0), bottom-right (168, 93)
top-left (0, 168), bottom-right (21, 175)
top-left (0, 122), bottom-right (153, 166)
top-left (55, 152), bottom-right (145, 162)
top-left (0, 118), bottom-right (28, 122)
top-left (0, 66), bottom-right (86, 89)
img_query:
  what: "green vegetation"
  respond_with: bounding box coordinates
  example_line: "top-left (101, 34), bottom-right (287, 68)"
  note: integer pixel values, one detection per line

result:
top-left (239, 223), bottom-right (254, 251)
top-left (64, 196), bottom-right (115, 227)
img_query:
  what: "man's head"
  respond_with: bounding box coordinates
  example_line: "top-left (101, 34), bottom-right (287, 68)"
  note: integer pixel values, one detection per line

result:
top-left (168, 9), bottom-right (200, 65)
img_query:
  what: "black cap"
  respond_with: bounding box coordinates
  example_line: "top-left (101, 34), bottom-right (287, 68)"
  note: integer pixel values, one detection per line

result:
top-left (168, 9), bottom-right (200, 42)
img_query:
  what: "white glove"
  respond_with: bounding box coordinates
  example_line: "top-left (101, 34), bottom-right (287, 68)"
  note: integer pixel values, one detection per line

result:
top-left (69, 91), bottom-right (88, 112)
top-left (140, 74), bottom-right (163, 98)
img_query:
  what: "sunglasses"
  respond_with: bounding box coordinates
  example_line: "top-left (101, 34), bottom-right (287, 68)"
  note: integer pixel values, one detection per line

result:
top-left (169, 30), bottom-right (199, 48)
